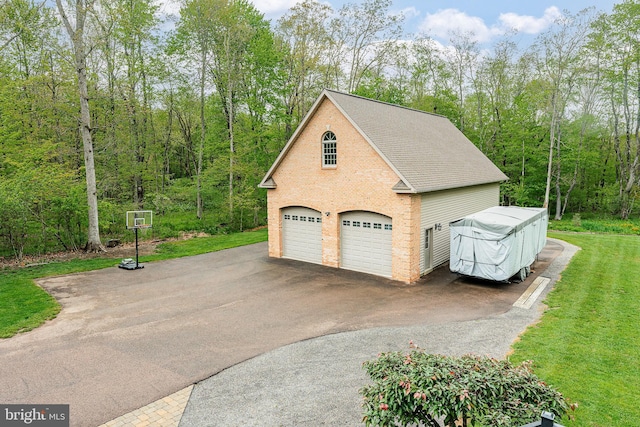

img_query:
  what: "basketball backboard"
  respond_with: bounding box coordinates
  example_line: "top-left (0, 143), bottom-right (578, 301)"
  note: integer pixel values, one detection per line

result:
top-left (126, 210), bottom-right (153, 230)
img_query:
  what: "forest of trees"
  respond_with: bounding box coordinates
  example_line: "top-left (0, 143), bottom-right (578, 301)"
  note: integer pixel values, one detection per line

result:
top-left (0, 0), bottom-right (639, 258)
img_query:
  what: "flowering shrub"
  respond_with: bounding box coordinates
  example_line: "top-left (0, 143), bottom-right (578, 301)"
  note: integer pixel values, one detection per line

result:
top-left (361, 343), bottom-right (569, 427)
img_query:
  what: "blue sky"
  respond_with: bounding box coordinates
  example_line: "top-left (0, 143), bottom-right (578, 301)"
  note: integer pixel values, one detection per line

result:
top-left (252, 0), bottom-right (616, 42)
top-left (159, 0), bottom-right (619, 45)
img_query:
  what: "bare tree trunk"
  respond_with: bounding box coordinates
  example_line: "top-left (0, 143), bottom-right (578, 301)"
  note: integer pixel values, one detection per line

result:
top-left (56, 0), bottom-right (104, 252)
top-left (196, 49), bottom-right (206, 220)
top-left (554, 129), bottom-right (562, 220)
top-left (228, 80), bottom-right (234, 223)
top-left (542, 119), bottom-right (555, 210)
top-left (163, 91), bottom-right (174, 193)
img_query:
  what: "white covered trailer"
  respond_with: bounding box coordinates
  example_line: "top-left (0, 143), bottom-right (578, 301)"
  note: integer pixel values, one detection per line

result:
top-left (449, 206), bottom-right (548, 282)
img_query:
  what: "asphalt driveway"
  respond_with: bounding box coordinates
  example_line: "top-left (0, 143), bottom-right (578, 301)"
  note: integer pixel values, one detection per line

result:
top-left (0, 240), bottom-right (563, 426)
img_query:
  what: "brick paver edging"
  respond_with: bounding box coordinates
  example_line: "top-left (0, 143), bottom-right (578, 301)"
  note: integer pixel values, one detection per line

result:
top-left (98, 385), bottom-right (193, 427)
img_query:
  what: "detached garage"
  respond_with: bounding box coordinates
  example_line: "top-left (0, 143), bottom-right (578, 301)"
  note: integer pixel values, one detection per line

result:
top-left (259, 90), bottom-right (508, 283)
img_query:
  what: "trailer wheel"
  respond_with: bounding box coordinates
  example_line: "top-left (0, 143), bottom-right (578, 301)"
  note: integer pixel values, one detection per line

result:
top-left (518, 267), bottom-right (528, 281)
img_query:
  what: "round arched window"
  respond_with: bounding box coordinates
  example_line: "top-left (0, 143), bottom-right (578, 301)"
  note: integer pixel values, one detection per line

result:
top-left (322, 131), bottom-right (337, 167)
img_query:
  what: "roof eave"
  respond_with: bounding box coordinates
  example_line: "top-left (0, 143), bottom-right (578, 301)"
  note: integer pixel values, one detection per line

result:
top-left (392, 179), bottom-right (416, 193)
top-left (416, 177), bottom-right (508, 194)
top-left (258, 177), bottom-right (277, 189)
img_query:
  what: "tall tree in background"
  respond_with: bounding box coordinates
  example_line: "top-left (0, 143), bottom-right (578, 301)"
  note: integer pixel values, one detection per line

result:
top-left (331, 0), bottom-right (404, 92)
top-left (112, 0), bottom-right (160, 207)
top-left (171, 0), bottom-right (217, 219)
top-left (593, 1), bottom-right (640, 218)
top-left (406, 36), bottom-right (462, 124)
top-left (473, 39), bottom-right (520, 159)
top-left (445, 31), bottom-right (481, 134)
top-left (557, 29), bottom-right (606, 218)
top-left (206, 0), bottom-right (271, 222)
top-left (276, 0), bottom-right (333, 137)
top-left (56, 0), bottom-right (104, 251)
top-left (0, 0), bottom-right (84, 256)
top-left (533, 9), bottom-right (593, 217)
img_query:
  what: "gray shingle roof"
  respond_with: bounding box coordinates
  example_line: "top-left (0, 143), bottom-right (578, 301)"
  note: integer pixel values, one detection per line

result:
top-left (260, 89), bottom-right (508, 193)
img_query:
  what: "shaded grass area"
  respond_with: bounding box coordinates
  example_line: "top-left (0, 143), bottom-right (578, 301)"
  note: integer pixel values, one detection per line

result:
top-left (510, 232), bottom-right (640, 426)
top-left (0, 229), bottom-right (267, 338)
top-left (152, 228), bottom-right (267, 258)
top-left (549, 216), bottom-right (640, 235)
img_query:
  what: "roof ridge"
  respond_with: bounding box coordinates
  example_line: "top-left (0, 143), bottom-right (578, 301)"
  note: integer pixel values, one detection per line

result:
top-left (323, 88), bottom-right (447, 119)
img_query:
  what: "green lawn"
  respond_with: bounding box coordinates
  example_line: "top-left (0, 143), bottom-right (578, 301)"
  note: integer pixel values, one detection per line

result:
top-left (549, 216), bottom-right (640, 235)
top-left (0, 229), bottom-right (267, 338)
top-left (510, 232), bottom-right (640, 426)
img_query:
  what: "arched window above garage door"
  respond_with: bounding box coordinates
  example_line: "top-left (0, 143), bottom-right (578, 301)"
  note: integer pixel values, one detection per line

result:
top-left (322, 131), bottom-right (337, 168)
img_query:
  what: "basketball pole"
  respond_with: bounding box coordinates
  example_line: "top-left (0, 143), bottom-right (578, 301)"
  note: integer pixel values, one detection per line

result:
top-left (135, 227), bottom-right (139, 269)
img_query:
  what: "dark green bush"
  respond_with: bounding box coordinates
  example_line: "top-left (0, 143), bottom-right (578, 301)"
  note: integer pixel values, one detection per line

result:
top-left (361, 343), bottom-right (568, 427)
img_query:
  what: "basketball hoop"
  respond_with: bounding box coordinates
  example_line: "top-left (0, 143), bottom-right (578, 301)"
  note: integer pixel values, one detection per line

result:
top-left (120, 211), bottom-right (153, 270)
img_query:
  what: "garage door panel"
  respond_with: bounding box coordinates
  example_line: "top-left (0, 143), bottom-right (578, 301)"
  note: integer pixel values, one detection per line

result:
top-left (282, 207), bottom-right (322, 264)
top-left (341, 211), bottom-right (392, 277)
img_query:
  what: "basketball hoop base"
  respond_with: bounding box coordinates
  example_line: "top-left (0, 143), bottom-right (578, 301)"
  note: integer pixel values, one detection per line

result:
top-left (119, 258), bottom-right (144, 270)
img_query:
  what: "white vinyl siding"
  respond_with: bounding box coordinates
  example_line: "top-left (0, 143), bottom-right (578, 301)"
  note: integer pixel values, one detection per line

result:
top-left (282, 207), bottom-right (323, 264)
top-left (340, 211), bottom-right (392, 277)
top-left (420, 183), bottom-right (500, 274)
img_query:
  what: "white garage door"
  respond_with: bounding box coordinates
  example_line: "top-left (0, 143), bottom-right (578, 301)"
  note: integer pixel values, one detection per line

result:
top-left (282, 207), bottom-right (323, 264)
top-left (341, 211), bottom-right (392, 277)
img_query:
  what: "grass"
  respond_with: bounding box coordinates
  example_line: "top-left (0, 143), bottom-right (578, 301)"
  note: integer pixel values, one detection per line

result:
top-left (152, 228), bottom-right (267, 259)
top-left (510, 231), bottom-right (640, 426)
top-left (0, 228), bottom-right (267, 338)
top-left (549, 215), bottom-right (640, 235)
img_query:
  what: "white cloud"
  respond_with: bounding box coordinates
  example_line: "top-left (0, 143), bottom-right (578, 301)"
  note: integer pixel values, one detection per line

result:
top-left (251, 0), bottom-right (300, 15)
top-left (396, 6), bottom-right (420, 20)
top-left (158, 0), bottom-right (181, 17)
top-left (419, 7), bottom-right (564, 44)
top-left (419, 9), bottom-right (502, 43)
top-left (498, 6), bottom-right (562, 34)
top-left (156, 0), bottom-right (302, 20)
top-left (158, 0), bottom-right (300, 17)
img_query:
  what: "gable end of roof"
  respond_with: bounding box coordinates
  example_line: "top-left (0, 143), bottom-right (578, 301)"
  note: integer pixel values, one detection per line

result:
top-left (259, 89), bottom-right (508, 194)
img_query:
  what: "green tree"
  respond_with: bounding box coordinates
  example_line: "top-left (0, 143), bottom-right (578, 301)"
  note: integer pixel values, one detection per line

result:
top-left (206, 0), bottom-right (270, 223)
top-left (331, 0), bottom-right (404, 92)
top-left (56, 0), bottom-right (104, 251)
top-left (170, 0), bottom-right (218, 219)
top-left (590, 1), bottom-right (640, 218)
top-left (110, 0), bottom-right (161, 207)
top-left (531, 9), bottom-right (595, 218)
top-left (275, 0), bottom-right (333, 137)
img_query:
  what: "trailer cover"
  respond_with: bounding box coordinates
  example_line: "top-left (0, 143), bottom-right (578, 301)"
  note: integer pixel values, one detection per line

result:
top-left (449, 206), bottom-right (548, 281)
